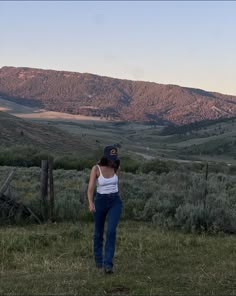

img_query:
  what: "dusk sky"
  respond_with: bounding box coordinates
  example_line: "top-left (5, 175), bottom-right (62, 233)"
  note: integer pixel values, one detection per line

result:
top-left (1, 1), bottom-right (236, 95)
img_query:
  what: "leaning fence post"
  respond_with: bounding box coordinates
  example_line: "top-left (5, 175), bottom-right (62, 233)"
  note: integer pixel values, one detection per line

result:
top-left (41, 160), bottom-right (49, 222)
top-left (0, 169), bottom-right (16, 196)
top-left (48, 157), bottom-right (55, 222)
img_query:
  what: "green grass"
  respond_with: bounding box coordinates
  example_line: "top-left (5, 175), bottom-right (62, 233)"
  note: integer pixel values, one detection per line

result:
top-left (0, 221), bottom-right (236, 295)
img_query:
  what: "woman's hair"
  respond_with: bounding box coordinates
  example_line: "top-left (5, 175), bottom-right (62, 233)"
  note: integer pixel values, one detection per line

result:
top-left (98, 157), bottom-right (120, 172)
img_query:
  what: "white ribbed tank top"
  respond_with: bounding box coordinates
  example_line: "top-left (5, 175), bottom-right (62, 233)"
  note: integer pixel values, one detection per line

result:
top-left (96, 165), bottom-right (118, 194)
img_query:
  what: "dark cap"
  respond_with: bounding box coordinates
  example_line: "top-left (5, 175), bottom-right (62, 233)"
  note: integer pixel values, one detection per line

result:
top-left (103, 145), bottom-right (119, 161)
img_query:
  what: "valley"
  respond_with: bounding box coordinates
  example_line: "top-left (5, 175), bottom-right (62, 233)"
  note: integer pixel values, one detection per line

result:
top-left (0, 95), bottom-right (235, 165)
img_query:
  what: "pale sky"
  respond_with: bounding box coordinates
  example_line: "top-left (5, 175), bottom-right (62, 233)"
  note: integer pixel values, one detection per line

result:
top-left (0, 1), bottom-right (236, 95)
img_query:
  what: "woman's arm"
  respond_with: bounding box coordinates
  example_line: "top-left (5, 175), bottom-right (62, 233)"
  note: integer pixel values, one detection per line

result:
top-left (87, 165), bottom-right (97, 212)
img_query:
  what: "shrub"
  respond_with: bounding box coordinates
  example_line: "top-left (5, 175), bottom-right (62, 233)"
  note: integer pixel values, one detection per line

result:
top-left (141, 159), bottom-right (170, 174)
top-left (54, 156), bottom-right (94, 171)
top-left (1, 164), bottom-right (236, 234)
top-left (0, 145), bottom-right (49, 167)
top-left (120, 156), bottom-right (141, 173)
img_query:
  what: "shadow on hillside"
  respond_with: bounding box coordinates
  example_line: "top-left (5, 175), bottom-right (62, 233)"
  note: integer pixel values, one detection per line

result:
top-left (0, 92), bottom-right (44, 111)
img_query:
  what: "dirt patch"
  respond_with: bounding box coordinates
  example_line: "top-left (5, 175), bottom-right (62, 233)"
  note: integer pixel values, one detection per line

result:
top-left (105, 286), bottom-right (130, 295)
top-left (0, 107), bottom-right (10, 111)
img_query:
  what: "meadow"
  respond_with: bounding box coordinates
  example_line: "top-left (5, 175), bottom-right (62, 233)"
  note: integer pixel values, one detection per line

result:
top-left (1, 221), bottom-right (236, 295)
top-left (0, 106), bottom-right (236, 294)
top-left (0, 152), bottom-right (236, 295)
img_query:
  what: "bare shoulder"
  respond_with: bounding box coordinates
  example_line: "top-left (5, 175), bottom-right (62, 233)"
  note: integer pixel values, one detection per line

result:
top-left (91, 165), bottom-right (99, 177)
top-left (92, 164), bottom-right (98, 171)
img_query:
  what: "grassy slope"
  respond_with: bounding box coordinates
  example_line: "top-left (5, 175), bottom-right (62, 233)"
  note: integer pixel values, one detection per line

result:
top-left (0, 221), bottom-right (236, 295)
top-left (0, 111), bottom-right (97, 156)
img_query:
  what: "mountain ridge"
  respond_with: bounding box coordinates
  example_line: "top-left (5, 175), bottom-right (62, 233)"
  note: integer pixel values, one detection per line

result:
top-left (0, 66), bottom-right (236, 125)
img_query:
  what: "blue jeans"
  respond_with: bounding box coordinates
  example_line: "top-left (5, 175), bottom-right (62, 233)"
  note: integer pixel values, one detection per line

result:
top-left (93, 192), bottom-right (122, 268)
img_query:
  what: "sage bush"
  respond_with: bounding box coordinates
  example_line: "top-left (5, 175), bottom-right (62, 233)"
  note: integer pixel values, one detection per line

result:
top-left (0, 165), bottom-right (236, 233)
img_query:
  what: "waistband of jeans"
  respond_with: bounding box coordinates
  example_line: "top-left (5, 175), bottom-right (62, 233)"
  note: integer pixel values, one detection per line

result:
top-left (96, 191), bottom-right (119, 198)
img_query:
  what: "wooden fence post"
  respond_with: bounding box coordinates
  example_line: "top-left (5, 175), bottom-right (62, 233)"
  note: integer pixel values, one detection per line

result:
top-left (41, 160), bottom-right (49, 222)
top-left (48, 157), bottom-right (55, 222)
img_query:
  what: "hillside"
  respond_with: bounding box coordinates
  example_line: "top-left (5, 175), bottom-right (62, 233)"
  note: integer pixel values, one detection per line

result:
top-left (0, 111), bottom-right (95, 156)
top-left (0, 66), bottom-right (236, 125)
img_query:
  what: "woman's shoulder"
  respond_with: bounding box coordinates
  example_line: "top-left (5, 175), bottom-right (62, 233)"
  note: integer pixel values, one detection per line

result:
top-left (91, 164), bottom-right (101, 177)
top-left (91, 164), bottom-right (99, 171)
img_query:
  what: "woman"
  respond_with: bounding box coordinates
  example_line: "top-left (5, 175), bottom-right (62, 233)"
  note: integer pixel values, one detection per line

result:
top-left (87, 145), bottom-right (122, 274)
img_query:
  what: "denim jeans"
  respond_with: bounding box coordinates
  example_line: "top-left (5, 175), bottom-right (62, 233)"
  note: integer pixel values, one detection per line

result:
top-left (93, 192), bottom-right (122, 268)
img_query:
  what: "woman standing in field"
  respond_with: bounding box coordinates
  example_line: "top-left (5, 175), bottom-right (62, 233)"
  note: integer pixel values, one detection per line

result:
top-left (87, 145), bottom-right (122, 274)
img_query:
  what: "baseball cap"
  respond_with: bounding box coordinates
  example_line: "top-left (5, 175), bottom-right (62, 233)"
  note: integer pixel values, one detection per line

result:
top-left (103, 145), bottom-right (119, 161)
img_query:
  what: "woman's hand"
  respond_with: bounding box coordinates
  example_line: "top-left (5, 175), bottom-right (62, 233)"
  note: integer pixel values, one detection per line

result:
top-left (89, 201), bottom-right (96, 212)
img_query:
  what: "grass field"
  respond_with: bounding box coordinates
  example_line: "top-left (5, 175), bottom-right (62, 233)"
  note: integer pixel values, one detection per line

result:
top-left (1, 221), bottom-right (236, 295)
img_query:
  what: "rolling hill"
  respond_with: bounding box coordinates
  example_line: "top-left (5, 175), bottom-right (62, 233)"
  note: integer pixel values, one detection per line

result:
top-left (0, 66), bottom-right (236, 125)
top-left (0, 111), bottom-right (96, 156)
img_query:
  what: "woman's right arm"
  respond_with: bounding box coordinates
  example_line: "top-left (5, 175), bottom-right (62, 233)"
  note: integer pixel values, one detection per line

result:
top-left (87, 165), bottom-right (97, 212)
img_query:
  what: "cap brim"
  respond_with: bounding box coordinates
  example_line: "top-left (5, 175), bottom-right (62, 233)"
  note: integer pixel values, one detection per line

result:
top-left (107, 155), bottom-right (119, 161)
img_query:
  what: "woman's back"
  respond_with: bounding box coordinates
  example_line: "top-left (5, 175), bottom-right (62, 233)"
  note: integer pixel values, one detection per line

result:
top-left (96, 165), bottom-right (118, 194)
